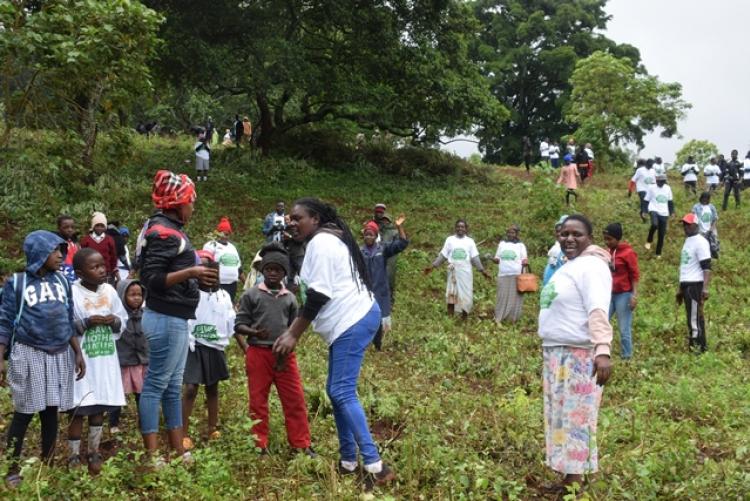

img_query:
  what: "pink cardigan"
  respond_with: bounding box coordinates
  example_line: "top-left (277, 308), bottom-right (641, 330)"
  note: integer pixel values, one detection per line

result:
top-left (557, 163), bottom-right (580, 190)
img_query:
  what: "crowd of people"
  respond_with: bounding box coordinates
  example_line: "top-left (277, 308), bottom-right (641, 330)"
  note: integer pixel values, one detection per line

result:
top-left (0, 139), bottom-right (728, 494)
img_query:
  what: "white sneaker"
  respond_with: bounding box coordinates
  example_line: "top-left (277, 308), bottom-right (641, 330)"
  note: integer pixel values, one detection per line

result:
top-left (644, 243), bottom-right (651, 250)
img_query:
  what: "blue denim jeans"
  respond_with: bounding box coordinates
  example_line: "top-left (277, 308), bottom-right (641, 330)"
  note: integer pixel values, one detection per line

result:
top-left (609, 292), bottom-right (633, 359)
top-left (139, 309), bottom-right (189, 434)
top-left (326, 303), bottom-right (381, 466)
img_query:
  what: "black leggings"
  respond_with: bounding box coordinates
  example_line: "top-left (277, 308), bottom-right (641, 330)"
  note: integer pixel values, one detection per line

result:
top-left (681, 282), bottom-right (707, 352)
top-left (647, 212), bottom-right (668, 255)
top-left (109, 393), bottom-right (141, 427)
top-left (722, 180), bottom-right (740, 209)
top-left (5, 407), bottom-right (59, 469)
top-left (565, 189), bottom-right (578, 205)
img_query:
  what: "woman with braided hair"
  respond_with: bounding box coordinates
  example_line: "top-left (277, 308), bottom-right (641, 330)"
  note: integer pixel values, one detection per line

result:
top-left (273, 198), bottom-right (396, 491)
top-left (138, 170), bottom-right (219, 467)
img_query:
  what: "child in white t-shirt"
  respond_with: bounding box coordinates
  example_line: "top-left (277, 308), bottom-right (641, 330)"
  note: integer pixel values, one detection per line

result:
top-left (194, 132), bottom-right (210, 182)
top-left (181, 250), bottom-right (236, 449)
top-left (68, 248), bottom-right (127, 474)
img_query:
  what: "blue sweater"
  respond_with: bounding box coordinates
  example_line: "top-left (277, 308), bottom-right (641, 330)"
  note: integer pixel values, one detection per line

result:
top-left (0, 231), bottom-right (74, 354)
top-left (361, 238), bottom-right (408, 317)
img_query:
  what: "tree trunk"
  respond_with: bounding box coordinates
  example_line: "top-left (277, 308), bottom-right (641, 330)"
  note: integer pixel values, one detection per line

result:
top-left (255, 92), bottom-right (275, 156)
top-left (79, 82), bottom-right (105, 169)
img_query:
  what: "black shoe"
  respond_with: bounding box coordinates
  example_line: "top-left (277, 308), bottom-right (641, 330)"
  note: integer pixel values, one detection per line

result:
top-left (363, 463), bottom-right (396, 491)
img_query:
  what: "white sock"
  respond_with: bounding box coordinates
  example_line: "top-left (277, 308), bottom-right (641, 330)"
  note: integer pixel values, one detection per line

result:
top-left (68, 439), bottom-right (81, 455)
top-left (88, 426), bottom-right (103, 452)
top-left (340, 460), bottom-right (358, 472)
top-left (364, 460), bottom-right (383, 474)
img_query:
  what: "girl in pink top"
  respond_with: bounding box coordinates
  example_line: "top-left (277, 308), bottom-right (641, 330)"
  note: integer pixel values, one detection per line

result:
top-left (557, 154), bottom-right (582, 206)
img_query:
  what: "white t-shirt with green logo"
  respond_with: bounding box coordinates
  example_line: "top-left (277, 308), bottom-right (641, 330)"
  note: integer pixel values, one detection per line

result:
top-left (704, 164), bottom-right (721, 185)
top-left (645, 184), bottom-right (673, 217)
top-left (679, 235), bottom-right (711, 283)
top-left (495, 241), bottom-right (527, 277)
top-left (189, 289), bottom-right (236, 350)
top-left (691, 203), bottom-right (717, 234)
top-left (72, 282), bottom-right (127, 408)
top-left (631, 166), bottom-right (656, 193)
top-left (538, 255), bottom-right (611, 348)
top-left (440, 235), bottom-right (479, 265)
top-left (203, 240), bottom-right (242, 284)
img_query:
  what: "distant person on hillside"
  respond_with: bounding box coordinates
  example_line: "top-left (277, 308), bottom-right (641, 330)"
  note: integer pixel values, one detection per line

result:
top-left (424, 220), bottom-right (491, 320)
top-left (603, 223), bottom-right (639, 360)
top-left (692, 192), bottom-right (719, 258)
top-left (584, 143), bottom-right (595, 178)
top-left (491, 224), bottom-right (528, 324)
top-left (56, 214), bottom-right (80, 283)
top-left (538, 215), bottom-right (612, 495)
top-left (203, 217), bottom-right (243, 300)
top-left (222, 129), bottom-right (233, 146)
top-left (80, 212), bottom-right (118, 285)
top-left (566, 138), bottom-right (576, 156)
top-left (116, 226), bottom-right (133, 281)
top-left (557, 154), bottom-right (581, 206)
top-left (703, 157), bottom-right (721, 192)
top-left (721, 149), bottom-right (741, 210)
top-left (194, 132), bottom-right (210, 182)
top-left (574, 146), bottom-right (590, 184)
top-left (676, 213), bottom-right (711, 353)
top-left (522, 136), bottom-right (533, 173)
top-left (543, 215), bottom-right (568, 286)
top-left (653, 156), bottom-right (666, 177)
top-left (242, 116), bottom-right (252, 145)
top-left (549, 141), bottom-right (561, 168)
top-left (262, 201), bottom-right (287, 243)
top-left (742, 150), bottom-right (750, 189)
top-left (233, 114), bottom-right (244, 147)
top-left (680, 156), bottom-right (700, 195)
top-left (629, 158), bottom-right (655, 222)
top-left (539, 138), bottom-right (550, 166)
top-left (372, 203), bottom-right (400, 303)
top-left (644, 174), bottom-right (674, 258)
top-left (205, 117), bottom-right (215, 146)
top-left (360, 216), bottom-right (409, 350)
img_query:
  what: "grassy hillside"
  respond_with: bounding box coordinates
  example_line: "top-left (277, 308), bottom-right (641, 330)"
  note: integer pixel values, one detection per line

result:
top-left (1, 136), bottom-right (749, 499)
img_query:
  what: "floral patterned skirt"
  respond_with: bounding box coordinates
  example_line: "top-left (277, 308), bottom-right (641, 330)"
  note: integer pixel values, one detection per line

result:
top-left (542, 346), bottom-right (603, 475)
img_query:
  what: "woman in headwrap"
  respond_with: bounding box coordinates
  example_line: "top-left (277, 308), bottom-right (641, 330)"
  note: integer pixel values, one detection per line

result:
top-left (138, 170), bottom-right (218, 466)
top-left (492, 224), bottom-right (528, 323)
top-left (537, 215), bottom-right (613, 495)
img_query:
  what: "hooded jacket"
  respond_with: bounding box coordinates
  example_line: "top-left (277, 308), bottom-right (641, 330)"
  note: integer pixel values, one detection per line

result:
top-left (139, 212), bottom-right (200, 319)
top-left (115, 278), bottom-right (148, 366)
top-left (0, 231), bottom-right (74, 354)
top-left (361, 237), bottom-right (409, 317)
top-left (608, 242), bottom-right (640, 294)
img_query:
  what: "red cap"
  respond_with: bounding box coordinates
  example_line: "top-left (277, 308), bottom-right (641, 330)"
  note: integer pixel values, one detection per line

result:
top-left (363, 221), bottom-right (380, 235)
top-left (216, 216), bottom-right (232, 234)
top-left (681, 213), bottom-right (698, 224)
top-left (196, 249), bottom-right (215, 262)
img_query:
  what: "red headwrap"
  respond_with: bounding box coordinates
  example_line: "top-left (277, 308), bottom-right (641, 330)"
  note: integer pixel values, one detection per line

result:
top-left (196, 249), bottom-right (215, 262)
top-left (152, 170), bottom-right (196, 210)
top-left (216, 216), bottom-right (232, 234)
top-left (363, 221), bottom-right (380, 235)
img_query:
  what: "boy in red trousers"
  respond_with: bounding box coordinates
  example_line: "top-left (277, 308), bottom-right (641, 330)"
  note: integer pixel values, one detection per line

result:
top-left (234, 243), bottom-right (313, 456)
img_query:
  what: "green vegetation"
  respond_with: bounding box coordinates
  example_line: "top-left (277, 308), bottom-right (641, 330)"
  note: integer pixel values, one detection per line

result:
top-left (675, 140), bottom-right (720, 169)
top-left (1, 135), bottom-right (749, 499)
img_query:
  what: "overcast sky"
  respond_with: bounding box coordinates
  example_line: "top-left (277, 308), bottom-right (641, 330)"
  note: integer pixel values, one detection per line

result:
top-left (444, 0), bottom-right (750, 162)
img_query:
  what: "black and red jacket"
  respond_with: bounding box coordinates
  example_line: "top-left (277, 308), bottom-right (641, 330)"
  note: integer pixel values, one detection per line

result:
top-left (140, 213), bottom-right (199, 319)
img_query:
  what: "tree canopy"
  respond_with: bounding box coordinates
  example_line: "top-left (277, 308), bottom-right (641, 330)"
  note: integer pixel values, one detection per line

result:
top-left (675, 139), bottom-right (719, 168)
top-left (565, 51), bottom-right (690, 167)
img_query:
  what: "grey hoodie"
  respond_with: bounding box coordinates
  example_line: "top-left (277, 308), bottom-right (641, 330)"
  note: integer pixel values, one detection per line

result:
top-left (115, 278), bottom-right (148, 366)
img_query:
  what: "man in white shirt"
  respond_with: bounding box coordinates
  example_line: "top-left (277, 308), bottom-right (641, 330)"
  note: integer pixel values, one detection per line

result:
top-left (676, 213), bottom-right (711, 353)
top-left (539, 138), bottom-right (550, 166)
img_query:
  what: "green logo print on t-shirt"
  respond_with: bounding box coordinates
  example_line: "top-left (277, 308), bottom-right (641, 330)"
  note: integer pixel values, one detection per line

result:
top-left (219, 253), bottom-right (240, 266)
top-left (655, 194), bottom-right (668, 203)
top-left (193, 324), bottom-right (219, 341)
top-left (451, 248), bottom-right (468, 260)
top-left (681, 249), bottom-right (691, 265)
top-left (701, 212), bottom-right (711, 222)
top-left (539, 282), bottom-right (558, 309)
top-left (82, 324), bottom-right (115, 358)
top-left (499, 249), bottom-right (517, 260)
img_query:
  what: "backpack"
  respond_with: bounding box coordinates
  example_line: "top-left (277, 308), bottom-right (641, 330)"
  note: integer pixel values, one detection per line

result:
top-left (3, 271), bottom-right (69, 360)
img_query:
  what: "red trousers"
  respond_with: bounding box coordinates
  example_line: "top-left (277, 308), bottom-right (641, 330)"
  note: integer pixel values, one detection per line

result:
top-left (245, 346), bottom-right (311, 449)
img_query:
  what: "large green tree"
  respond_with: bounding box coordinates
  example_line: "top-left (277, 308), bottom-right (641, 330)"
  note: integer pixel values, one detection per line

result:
top-left (144, 0), bottom-right (507, 154)
top-left (0, 0), bottom-right (162, 166)
top-left (566, 51), bottom-right (690, 168)
top-left (472, 0), bottom-right (641, 163)
top-left (674, 139), bottom-right (719, 169)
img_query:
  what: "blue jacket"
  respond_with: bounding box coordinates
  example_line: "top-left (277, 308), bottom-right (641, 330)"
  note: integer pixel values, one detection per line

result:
top-left (361, 238), bottom-right (408, 317)
top-left (0, 231), bottom-right (74, 354)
